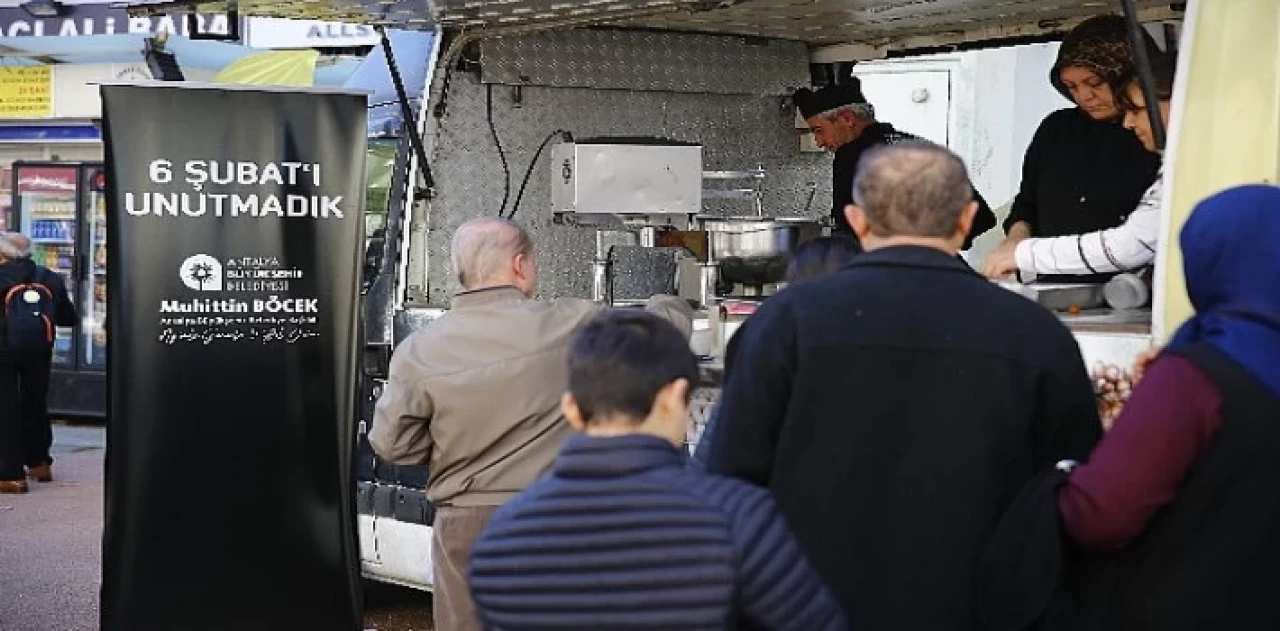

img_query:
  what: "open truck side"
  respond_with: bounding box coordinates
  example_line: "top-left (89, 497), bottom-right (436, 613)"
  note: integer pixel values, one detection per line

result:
top-left (124, 0), bottom-right (1280, 593)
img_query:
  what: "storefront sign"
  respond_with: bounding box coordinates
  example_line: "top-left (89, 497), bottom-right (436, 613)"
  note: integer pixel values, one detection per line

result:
top-left (0, 67), bottom-right (52, 118)
top-left (0, 5), bottom-right (233, 38)
top-left (100, 82), bottom-right (367, 630)
top-left (245, 17), bottom-right (383, 48)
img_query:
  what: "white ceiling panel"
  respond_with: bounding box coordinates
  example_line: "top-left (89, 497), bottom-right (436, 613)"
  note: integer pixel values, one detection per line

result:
top-left (124, 0), bottom-right (1182, 47)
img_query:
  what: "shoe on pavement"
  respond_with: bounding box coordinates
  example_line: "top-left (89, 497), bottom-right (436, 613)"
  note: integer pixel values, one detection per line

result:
top-left (27, 463), bottom-right (52, 482)
top-left (0, 479), bottom-right (29, 494)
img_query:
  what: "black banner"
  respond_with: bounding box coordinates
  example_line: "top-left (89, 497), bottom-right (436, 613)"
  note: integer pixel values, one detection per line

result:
top-left (100, 83), bottom-right (367, 630)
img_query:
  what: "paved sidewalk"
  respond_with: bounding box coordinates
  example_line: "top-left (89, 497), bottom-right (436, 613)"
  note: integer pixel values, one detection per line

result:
top-left (0, 424), bottom-right (105, 631)
top-left (0, 424), bottom-right (432, 630)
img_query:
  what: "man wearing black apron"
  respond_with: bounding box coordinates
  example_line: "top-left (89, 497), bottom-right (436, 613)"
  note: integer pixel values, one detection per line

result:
top-left (795, 80), bottom-right (996, 251)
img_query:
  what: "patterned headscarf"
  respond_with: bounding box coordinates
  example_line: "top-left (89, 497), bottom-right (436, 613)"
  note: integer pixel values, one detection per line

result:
top-left (1050, 14), bottom-right (1159, 102)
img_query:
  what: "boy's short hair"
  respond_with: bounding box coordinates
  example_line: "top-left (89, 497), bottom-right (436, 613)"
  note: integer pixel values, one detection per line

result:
top-left (568, 309), bottom-right (699, 424)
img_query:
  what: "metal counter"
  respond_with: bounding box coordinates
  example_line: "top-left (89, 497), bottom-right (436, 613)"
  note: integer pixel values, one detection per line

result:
top-left (1058, 308), bottom-right (1153, 336)
top-left (685, 307), bottom-right (1157, 449)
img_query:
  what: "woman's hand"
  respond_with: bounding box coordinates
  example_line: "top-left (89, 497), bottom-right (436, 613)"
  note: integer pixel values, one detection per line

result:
top-left (982, 222), bottom-right (1032, 279)
top-left (982, 244), bottom-right (1020, 279)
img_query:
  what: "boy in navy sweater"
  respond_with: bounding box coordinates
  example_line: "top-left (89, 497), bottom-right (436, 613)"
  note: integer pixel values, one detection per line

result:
top-left (468, 309), bottom-right (847, 630)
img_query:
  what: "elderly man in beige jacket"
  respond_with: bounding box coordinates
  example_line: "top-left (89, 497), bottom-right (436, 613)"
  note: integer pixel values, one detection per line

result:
top-left (370, 217), bottom-right (693, 630)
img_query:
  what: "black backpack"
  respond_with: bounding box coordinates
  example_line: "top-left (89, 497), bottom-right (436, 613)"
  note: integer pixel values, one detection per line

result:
top-left (0, 269), bottom-right (59, 351)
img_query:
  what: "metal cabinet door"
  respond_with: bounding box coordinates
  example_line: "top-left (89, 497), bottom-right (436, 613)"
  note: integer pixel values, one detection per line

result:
top-left (853, 69), bottom-right (953, 147)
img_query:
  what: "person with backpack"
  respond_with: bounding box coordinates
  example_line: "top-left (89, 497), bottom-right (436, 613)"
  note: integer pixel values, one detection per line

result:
top-left (0, 231), bottom-right (77, 493)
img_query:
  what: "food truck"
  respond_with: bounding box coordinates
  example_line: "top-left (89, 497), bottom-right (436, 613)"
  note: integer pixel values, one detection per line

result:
top-left (123, 0), bottom-right (1279, 592)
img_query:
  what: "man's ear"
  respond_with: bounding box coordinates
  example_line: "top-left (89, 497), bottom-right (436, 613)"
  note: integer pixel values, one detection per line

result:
top-left (512, 252), bottom-right (528, 278)
top-left (654, 378), bottom-right (691, 420)
top-left (561, 392), bottom-right (587, 431)
top-left (835, 109), bottom-right (860, 129)
top-left (956, 200), bottom-right (979, 240)
top-left (844, 204), bottom-right (873, 240)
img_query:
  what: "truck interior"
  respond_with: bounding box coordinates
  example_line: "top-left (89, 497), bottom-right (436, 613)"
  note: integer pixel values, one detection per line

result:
top-left (119, 0), bottom-right (1280, 592)
top-left (124, 1), bottom-right (1192, 318)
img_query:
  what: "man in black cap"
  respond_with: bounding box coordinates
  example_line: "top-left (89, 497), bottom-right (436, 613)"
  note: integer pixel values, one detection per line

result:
top-left (795, 79), bottom-right (996, 250)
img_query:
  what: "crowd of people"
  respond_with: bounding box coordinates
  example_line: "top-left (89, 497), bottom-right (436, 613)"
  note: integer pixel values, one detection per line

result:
top-left (373, 163), bottom-right (1280, 630)
top-left (365, 12), bottom-right (1280, 631)
top-left (982, 15), bottom-right (1172, 281)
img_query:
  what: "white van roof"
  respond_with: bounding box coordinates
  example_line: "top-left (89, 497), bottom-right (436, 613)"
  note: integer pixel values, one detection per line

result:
top-left (128, 0), bottom-right (1181, 48)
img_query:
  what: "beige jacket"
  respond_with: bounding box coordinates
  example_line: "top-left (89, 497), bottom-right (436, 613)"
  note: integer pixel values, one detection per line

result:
top-left (369, 286), bottom-right (694, 507)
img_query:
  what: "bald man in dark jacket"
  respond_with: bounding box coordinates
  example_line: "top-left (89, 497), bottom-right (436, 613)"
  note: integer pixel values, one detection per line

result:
top-left (705, 142), bottom-right (1101, 630)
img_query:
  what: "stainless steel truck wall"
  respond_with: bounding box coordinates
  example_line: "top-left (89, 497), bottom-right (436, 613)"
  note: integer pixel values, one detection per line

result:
top-left (415, 29), bottom-right (830, 306)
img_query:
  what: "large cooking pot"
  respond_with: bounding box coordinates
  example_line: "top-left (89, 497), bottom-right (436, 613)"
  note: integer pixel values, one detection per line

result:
top-left (699, 216), bottom-right (823, 287)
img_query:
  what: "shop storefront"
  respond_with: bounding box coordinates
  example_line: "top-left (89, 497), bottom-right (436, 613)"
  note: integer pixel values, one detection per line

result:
top-left (1, 2), bottom-right (384, 418)
top-left (0, 3), bottom-right (375, 219)
top-left (0, 1), bottom-right (235, 227)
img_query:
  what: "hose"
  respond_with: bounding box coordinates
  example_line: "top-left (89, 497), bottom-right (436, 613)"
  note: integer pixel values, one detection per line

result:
top-left (486, 84), bottom-right (512, 216)
top-left (505, 129), bottom-right (573, 220)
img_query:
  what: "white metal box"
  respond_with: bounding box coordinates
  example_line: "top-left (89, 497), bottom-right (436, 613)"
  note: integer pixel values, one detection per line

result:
top-left (550, 139), bottom-right (702, 215)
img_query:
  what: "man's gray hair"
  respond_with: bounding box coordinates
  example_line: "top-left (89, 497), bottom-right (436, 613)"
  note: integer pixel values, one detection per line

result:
top-left (0, 232), bottom-right (31, 259)
top-left (450, 217), bottom-right (534, 288)
top-left (851, 141), bottom-right (974, 239)
top-left (820, 102), bottom-right (876, 121)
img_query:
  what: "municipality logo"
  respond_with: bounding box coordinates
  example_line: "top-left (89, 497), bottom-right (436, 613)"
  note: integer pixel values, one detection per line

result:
top-left (180, 254), bottom-right (223, 291)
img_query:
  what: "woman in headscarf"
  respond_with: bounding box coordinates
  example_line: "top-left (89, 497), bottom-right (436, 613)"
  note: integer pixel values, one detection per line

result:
top-left (984, 15), bottom-right (1162, 283)
top-left (983, 55), bottom-right (1176, 279)
top-left (1057, 185), bottom-right (1280, 628)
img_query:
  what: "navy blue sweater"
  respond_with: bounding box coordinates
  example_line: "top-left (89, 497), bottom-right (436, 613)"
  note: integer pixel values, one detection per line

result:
top-left (469, 433), bottom-right (847, 630)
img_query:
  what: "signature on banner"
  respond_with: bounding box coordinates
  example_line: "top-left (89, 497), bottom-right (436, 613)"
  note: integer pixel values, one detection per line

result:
top-left (158, 326), bottom-right (321, 345)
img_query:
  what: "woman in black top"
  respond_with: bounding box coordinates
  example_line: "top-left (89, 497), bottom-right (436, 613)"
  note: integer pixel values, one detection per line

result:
top-left (986, 14), bottom-right (1162, 284)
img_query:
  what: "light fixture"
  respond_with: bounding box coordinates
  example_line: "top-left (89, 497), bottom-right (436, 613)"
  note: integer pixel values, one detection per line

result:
top-left (19, 0), bottom-right (66, 19)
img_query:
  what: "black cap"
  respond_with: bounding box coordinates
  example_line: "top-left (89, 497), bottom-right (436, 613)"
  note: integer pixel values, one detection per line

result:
top-left (794, 78), bottom-right (868, 119)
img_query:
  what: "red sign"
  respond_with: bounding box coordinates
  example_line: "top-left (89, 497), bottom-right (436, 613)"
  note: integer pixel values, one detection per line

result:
top-left (16, 166), bottom-right (77, 193)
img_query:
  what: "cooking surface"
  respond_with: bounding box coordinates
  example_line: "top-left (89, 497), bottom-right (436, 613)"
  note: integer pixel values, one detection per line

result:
top-left (127, 1), bottom-right (1178, 47)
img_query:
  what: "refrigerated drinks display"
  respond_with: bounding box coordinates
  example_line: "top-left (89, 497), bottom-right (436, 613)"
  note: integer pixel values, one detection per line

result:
top-left (85, 167), bottom-right (107, 370)
top-left (12, 164), bottom-right (78, 368)
top-left (8, 162), bottom-right (108, 418)
top-left (0, 164), bottom-right (12, 231)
